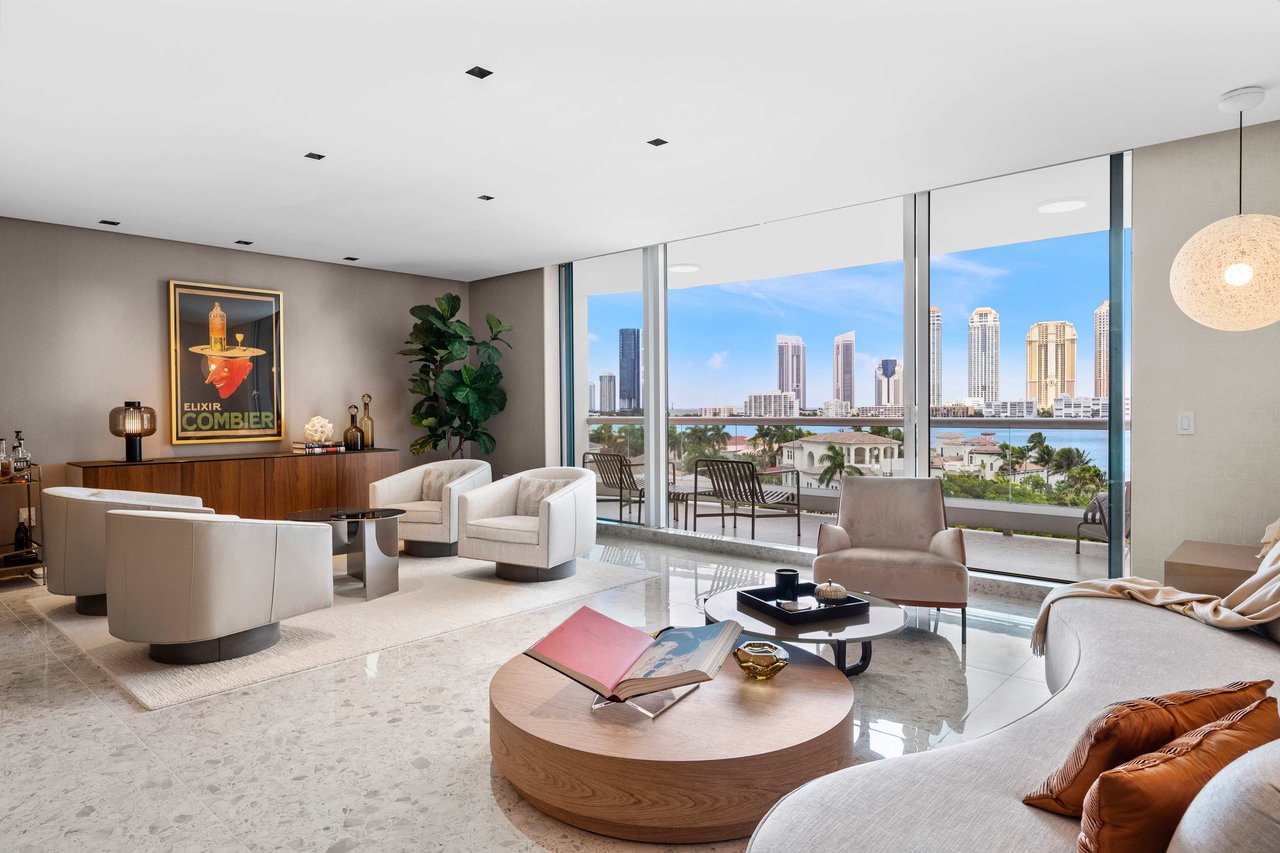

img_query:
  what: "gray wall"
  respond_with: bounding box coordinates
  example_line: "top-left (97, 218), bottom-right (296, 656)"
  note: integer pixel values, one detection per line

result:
top-left (1131, 119), bottom-right (1280, 580)
top-left (0, 217), bottom-right (462, 479)
top-left (467, 268), bottom-right (552, 477)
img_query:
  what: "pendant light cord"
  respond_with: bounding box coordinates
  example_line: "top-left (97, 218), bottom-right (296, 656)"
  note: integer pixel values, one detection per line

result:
top-left (1238, 111), bottom-right (1244, 217)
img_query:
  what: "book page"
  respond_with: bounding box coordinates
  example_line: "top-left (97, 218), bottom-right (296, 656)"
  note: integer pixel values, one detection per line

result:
top-left (525, 606), bottom-right (655, 696)
top-left (620, 621), bottom-right (736, 683)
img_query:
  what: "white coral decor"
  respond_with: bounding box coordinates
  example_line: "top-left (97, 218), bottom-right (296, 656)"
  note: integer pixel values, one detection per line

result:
top-left (303, 415), bottom-right (334, 443)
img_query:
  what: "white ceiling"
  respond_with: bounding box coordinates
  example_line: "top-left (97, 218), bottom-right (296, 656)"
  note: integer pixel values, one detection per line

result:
top-left (0, 0), bottom-right (1276, 282)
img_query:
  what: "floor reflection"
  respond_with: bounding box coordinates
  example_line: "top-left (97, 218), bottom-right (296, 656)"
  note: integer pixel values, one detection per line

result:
top-left (585, 534), bottom-right (1046, 763)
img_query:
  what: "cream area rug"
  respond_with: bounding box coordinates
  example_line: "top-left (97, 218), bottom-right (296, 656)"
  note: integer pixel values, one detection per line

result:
top-left (29, 556), bottom-right (653, 711)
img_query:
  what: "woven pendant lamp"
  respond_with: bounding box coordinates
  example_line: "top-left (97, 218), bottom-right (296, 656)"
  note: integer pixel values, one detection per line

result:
top-left (1170, 87), bottom-right (1280, 332)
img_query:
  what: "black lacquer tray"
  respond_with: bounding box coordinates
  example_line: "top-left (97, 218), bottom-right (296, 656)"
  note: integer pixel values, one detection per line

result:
top-left (736, 582), bottom-right (871, 625)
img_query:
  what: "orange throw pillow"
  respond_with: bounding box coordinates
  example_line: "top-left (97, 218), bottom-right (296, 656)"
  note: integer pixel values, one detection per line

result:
top-left (1078, 697), bottom-right (1280, 853)
top-left (1023, 680), bottom-right (1271, 815)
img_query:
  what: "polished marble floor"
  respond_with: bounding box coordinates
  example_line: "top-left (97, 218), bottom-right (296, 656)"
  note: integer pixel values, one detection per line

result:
top-left (0, 535), bottom-right (1049, 852)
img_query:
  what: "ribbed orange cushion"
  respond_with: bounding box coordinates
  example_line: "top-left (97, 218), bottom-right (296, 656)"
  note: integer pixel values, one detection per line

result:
top-left (1077, 697), bottom-right (1280, 853)
top-left (1023, 680), bottom-right (1271, 816)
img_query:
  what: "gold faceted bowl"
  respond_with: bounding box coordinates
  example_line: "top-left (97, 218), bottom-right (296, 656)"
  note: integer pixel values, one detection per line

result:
top-left (734, 640), bottom-right (790, 681)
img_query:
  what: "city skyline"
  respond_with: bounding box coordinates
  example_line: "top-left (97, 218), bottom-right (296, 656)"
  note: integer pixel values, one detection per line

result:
top-left (586, 230), bottom-right (1123, 410)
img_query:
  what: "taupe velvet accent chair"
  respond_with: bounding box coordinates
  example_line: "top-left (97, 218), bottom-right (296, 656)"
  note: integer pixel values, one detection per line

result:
top-left (814, 476), bottom-right (969, 643)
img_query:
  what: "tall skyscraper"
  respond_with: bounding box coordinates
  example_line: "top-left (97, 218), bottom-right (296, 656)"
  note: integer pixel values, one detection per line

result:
top-left (968, 307), bottom-right (1000, 405)
top-left (832, 331), bottom-right (856, 406)
top-left (599, 372), bottom-right (617, 413)
top-left (929, 307), bottom-right (942, 406)
top-left (1094, 300), bottom-right (1110, 397)
top-left (776, 334), bottom-right (807, 409)
top-left (1026, 321), bottom-right (1078, 411)
top-left (588, 381), bottom-right (597, 413)
top-left (874, 359), bottom-right (903, 406)
top-left (618, 328), bottom-right (640, 411)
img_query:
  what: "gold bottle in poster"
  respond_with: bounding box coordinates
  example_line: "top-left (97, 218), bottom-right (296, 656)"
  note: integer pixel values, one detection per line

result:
top-left (208, 301), bottom-right (227, 352)
top-left (359, 394), bottom-right (375, 447)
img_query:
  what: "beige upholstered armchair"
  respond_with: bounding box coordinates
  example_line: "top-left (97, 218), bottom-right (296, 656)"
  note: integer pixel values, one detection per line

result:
top-left (369, 459), bottom-right (491, 557)
top-left (814, 477), bottom-right (969, 643)
top-left (106, 510), bottom-right (334, 663)
top-left (458, 467), bottom-right (596, 582)
top-left (43, 486), bottom-right (214, 615)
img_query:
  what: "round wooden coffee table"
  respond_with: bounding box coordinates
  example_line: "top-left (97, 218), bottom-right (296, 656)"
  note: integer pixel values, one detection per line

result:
top-left (489, 645), bottom-right (853, 843)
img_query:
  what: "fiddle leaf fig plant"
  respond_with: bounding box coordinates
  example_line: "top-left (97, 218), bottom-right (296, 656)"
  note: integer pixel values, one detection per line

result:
top-left (402, 293), bottom-right (512, 457)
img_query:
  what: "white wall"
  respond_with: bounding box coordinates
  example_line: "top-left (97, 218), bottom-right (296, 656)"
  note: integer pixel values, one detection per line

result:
top-left (1131, 119), bottom-right (1280, 580)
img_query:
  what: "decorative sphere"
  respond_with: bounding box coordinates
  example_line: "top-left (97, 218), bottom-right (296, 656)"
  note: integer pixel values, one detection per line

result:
top-left (734, 641), bottom-right (789, 680)
top-left (1170, 214), bottom-right (1280, 331)
top-left (303, 415), bottom-right (334, 443)
top-left (814, 579), bottom-right (848, 603)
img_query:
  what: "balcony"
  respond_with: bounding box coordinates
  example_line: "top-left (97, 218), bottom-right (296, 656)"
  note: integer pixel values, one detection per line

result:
top-left (586, 415), bottom-right (1122, 583)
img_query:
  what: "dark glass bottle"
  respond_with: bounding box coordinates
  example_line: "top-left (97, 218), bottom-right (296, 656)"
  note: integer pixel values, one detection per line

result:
top-left (343, 405), bottom-right (365, 451)
top-left (14, 518), bottom-right (30, 552)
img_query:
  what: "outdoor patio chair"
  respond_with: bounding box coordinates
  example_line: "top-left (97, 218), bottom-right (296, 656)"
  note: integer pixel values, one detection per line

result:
top-left (584, 452), bottom-right (690, 526)
top-left (583, 451), bottom-right (644, 522)
top-left (692, 458), bottom-right (801, 539)
top-left (1076, 481), bottom-right (1131, 553)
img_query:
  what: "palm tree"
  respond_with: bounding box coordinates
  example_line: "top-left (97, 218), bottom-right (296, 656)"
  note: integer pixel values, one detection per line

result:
top-left (590, 423), bottom-right (616, 452)
top-left (817, 444), bottom-right (860, 487)
top-left (1027, 432), bottom-right (1048, 451)
top-left (1049, 447), bottom-right (1092, 477)
top-left (667, 424), bottom-right (684, 461)
top-left (1033, 442), bottom-right (1056, 469)
top-left (618, 424), bottom-right (645, 458)
top-left (707, 424), bottom-right (730, 450)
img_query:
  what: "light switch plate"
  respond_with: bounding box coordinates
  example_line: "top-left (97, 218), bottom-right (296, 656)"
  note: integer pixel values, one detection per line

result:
top-left (1176, 411), bottom-right (1195, 435)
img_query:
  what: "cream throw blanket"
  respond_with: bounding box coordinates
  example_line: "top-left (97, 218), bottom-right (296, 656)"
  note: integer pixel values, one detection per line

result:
top-left (1031, 539), bottom-right (1280, 656)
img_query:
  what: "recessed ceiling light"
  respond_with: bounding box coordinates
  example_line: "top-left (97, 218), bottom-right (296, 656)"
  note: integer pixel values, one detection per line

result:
top-left (668, 263), bottom-right (700, 273)
top-left (304, 152), bottom-right (326, 160)
top-left (466, 66), bottom-right (493, 79)
top-left (647, 138), bottom-right (668, 147)
top-left (98, 219), bottom-right (120, 226)
top-left (235, 240), bottom-right (254, 246)
top-left (1037, 198), bottom-right (1088, 214)
top-left (343, 256), bottom-right (359, 262)
top-left (478, 194), bottom-right (494, 201)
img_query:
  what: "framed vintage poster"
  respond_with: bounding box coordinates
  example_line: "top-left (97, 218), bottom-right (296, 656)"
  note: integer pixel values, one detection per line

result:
top-left (168, 280), bottom-right (284, 444)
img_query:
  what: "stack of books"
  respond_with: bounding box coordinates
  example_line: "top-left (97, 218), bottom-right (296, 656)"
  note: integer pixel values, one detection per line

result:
top-left (292, 440), bottom-right (345, 455)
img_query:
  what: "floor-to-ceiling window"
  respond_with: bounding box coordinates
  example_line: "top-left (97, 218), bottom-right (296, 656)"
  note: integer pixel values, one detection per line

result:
top-left (563, 155), bottom-right (1130, 581)
top-left (570, 249), bottom-right (647, 524)
top-left (662, 198), bottom-right (905, 539)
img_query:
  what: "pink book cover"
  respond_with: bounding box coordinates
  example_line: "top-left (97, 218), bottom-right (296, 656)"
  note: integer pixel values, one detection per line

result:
top-left (526, 606), bottom-right (654, 696)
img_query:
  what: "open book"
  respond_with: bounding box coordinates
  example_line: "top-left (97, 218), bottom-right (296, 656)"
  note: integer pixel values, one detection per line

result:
top-left (525, 606), bottom-right (743, 702)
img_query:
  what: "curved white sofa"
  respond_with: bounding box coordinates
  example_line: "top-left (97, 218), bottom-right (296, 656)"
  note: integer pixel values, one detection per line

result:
top-left (369, 459), bottom-right (491, 557)
top-left (748, 597), bottom-right (1280, 852)
top-left (43, 486), bottom-right (214, 614)
top-left (105, 510), bottom-right (334, 664)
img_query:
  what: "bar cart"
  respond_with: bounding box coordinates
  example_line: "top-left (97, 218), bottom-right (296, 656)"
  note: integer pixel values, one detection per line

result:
top-left (1, 464), bottom-right (44, 583)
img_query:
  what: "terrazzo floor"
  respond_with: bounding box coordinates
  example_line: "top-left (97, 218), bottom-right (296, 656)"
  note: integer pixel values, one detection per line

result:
top-left (0, 534), bottom-right (1050, 852)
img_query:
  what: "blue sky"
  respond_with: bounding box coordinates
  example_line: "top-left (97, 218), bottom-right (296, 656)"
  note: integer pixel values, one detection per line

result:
top-left (587, 230), bottom-right (1126, 409)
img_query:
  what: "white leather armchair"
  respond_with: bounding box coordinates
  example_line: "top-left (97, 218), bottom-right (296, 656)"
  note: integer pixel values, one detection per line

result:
top-left (458, 467), bottom-right (596, 581)
top-left (369, 460), bottom-right (491, 556)
top-left (105, 510), bottom-right (334, 664)
top-left (43, 486), bottom-right (214, 615)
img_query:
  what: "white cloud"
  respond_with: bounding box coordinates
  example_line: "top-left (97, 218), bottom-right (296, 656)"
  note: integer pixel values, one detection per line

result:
top-left (706, 350), bottom-right (728, 370)
top-left (587, 332), bottom-right (599, 343)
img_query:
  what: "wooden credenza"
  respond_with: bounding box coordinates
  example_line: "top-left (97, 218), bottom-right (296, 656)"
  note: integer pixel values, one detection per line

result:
top-left (68, 449), bottom-right (401, 519)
